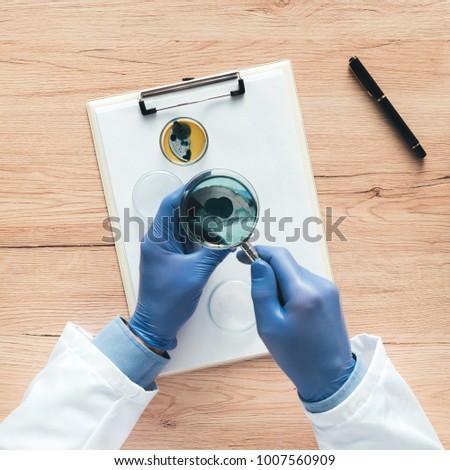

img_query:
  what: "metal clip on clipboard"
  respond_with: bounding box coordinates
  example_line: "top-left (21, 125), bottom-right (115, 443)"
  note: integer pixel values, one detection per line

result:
top-left (138, 71), bottom-right (245, 116)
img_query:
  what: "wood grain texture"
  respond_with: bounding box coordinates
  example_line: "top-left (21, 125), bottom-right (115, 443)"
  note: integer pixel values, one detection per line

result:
top-left (0, 0), bottom-right (449, 449)
top-left (0, 246), bottom-right (448, 343)
top-left (1, 336), bottom-right (448, 449)
top-left (126, 343), bottom-right (450, 449)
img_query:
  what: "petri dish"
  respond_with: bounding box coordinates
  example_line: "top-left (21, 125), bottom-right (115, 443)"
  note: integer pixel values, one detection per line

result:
top-left (132, 170), bottom-right (183, 220)
top-left (179, 169), bottom-right (259, 250)
top-left (160, 117), bottom-right (208, 165)
top-left (208, 280), bottom-right (256, 333)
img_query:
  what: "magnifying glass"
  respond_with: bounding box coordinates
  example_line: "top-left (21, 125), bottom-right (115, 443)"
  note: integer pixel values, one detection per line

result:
top-left (179, 169), bottom-right (260, 261)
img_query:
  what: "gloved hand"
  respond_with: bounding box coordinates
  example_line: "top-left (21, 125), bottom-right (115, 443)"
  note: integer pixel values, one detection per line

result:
top-left (128, 187), bottom-right (229, 351)
top-left (237, 246), bottom-right (355, 402)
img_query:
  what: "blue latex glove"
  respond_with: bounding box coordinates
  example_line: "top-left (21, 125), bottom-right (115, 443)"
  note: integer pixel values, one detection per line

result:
top-left (237, 246), bottom-right (355, 402)
top-left (128, 187), bottom-right (229, 351)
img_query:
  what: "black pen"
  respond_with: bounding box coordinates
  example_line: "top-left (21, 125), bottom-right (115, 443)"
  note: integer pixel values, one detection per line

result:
top-left (349, 56), bottom-right (426, 158)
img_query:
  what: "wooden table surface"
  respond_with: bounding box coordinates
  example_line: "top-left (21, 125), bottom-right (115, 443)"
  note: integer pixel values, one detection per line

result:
top-left (1, 0), bottom-right (449, 449)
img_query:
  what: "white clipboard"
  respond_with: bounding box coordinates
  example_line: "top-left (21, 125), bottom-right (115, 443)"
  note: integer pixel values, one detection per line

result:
top-left (87, 60), bottom-right (332, 375)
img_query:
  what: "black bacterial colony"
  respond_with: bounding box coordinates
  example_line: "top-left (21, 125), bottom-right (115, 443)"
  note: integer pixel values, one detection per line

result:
top-left (169, 120), bottom-right (192, 162)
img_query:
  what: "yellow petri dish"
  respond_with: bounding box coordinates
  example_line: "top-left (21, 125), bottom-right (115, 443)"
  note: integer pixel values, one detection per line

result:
top-left (160, 117), bottom-right (208, 165)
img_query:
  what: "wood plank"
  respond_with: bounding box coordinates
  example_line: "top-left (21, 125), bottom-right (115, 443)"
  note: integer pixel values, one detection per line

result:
top-left (0, 1), bottom-right (448, 246)
top-left (127, 343), bottom-right (450, 449)
top-left (0, 336), bottom-right (448, 449)
top-left (0, 243), bottom-right (448, 343)
top-left (0, 247), bottom-right (129, 336)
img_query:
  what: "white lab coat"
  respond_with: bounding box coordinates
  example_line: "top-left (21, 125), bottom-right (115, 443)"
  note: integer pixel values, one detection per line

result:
top-left (0, 323), bottom-right (443, 449)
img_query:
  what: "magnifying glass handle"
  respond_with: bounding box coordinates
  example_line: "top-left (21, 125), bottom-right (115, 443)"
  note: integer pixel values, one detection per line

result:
top-left (241, 241), bottom-right (260, 262)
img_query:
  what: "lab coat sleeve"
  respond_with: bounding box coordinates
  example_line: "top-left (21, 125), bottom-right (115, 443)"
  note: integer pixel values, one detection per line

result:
top-left (0, 322), bottom-right (157, 450)
top-left (303, 334), bottom-right (443, 449)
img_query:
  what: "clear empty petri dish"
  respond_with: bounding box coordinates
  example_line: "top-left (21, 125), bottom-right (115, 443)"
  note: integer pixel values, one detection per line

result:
top-left (132, 170), bottom-right (183, 221)
top-left (208, 279), bottom-right (256, 333)
top-left (160, 117), bottom-right (208, 165)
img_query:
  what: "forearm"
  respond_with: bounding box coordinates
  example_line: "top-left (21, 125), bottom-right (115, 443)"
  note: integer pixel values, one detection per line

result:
top-left (0, 321), bottom-right (162, 449)
top-left (300, 353), bottom-right (366, 414)
top-left (303, 334), bottom-right (443, 450)
top-left (92, 316), bottom-right (169, 390)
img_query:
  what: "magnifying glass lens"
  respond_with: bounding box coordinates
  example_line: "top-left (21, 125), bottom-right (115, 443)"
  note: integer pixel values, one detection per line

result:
top-left (180, 171), bottom-right (258, 251)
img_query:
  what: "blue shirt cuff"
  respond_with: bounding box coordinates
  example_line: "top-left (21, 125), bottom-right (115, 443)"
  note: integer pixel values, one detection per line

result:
top-left (92, 316), bottom-right (169, 390)
top-left (301, 354), bottom-right (367, 413)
